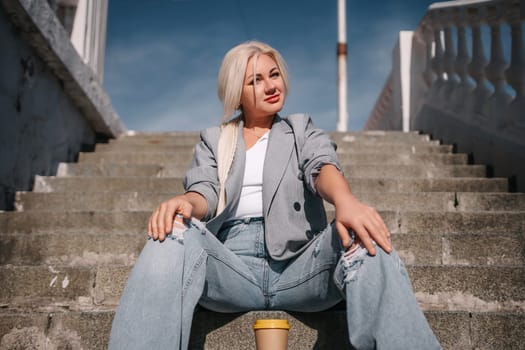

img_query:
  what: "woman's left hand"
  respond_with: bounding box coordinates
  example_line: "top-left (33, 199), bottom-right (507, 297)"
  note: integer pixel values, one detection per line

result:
top-left (315, 164), bottom-right (391, 256)
top-left (334, 194), bottom-right (392, 256)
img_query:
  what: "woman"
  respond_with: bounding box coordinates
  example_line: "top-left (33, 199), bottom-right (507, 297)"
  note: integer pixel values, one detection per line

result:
top-left (109, 41), bottom-right (441, 350)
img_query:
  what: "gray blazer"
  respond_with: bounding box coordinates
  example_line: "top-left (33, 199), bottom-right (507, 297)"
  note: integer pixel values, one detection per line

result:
top-left (184, 114), bottom-right (341, 260)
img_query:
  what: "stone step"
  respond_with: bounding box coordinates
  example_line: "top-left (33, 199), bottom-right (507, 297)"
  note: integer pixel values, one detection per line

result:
top-left (332, 132), bottom-right (440, 144)
top-left (1, 232), bottom-right (522, 267)
top-left (1, 211), bottom-right (523, 235)
top-left (16, 191), bottom-right (525, 213)
top-left (112, 133), bottom-right (200, 145)
top-left (0, 309), bottom-right (522, 350)
top-left (111, 138), bottom-right (441, 148)
top-left (191, 309), bottom-right (525, 350)
top-left (32, 176), bottom-right (508, 194)
top-left (111, 137), bottom-right (442, 147)
top-left (109, 139), bottom-right (442, 150)
top-left (113, 131), bottom-right (436, 145)
top-left (0, 265), bottom-right (523, 313)
top-left (55, 162), bottom-right (486, 178)
top-left (94, 142), bottom-right (453, 154)
top-left (77, 151), bottom-right (469, 165)
top-left (356, 192), bottom-right (525, 211)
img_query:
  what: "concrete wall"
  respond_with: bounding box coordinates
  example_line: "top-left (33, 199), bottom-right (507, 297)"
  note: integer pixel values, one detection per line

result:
top-left (414, 104), bottom-right (525, 192)
top-left (0, 0), bottom-right (126, 210)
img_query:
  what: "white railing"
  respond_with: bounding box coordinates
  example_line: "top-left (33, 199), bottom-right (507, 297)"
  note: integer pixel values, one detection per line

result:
top-left (70, 0), bottom-right (108, 83)
top-left (54, 0), bottom-right (108, 83)
top-left (365, 0), bottom-right (523, 143)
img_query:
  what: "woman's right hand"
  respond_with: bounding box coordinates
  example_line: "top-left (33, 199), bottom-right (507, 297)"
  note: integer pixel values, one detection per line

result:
top-left (147, 195), bottom-right (194, 241)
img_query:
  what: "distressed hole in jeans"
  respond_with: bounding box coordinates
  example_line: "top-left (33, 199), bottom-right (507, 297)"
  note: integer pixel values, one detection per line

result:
top-left (341, 244), bottom-right (368, 283)
top-left (170, 216), bottom-right (190, 242)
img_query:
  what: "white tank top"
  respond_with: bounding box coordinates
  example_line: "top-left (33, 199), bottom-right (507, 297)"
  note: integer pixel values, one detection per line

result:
top-left (232, 131), bottom-right (269, 219)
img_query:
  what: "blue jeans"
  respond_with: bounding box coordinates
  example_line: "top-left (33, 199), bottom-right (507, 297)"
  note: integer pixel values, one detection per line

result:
top-left (108, 218), bottom-right (441, 350)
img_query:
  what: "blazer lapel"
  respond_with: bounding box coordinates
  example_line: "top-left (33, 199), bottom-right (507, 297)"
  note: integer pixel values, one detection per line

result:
top-left (263, 116), bottom-right (294, 217)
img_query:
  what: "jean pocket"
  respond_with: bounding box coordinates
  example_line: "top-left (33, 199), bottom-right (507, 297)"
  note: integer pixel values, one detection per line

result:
top-left (216, 223), bottom-right (244, 243)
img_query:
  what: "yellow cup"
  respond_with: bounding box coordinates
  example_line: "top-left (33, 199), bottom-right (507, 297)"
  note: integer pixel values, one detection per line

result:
top-left (253, 319), bottom-right (290, 350)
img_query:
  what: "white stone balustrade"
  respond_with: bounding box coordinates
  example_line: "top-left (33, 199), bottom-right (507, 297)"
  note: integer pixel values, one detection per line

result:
top-left (54, 0), bottom-right (107, 83)
top-left (504, 0), bottom-right (524, 129)
top-left (451, 6), bottom-right (473, 114)
top-left (367, 0), bottom-right (523, 138)
top-left (365, 0), bottom-right (524, 191)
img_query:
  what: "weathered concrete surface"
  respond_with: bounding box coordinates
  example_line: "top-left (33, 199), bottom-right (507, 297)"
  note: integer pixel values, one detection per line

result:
top-left (0, 0), bottom-right (125, 137)
top-left (1, 265), bottom-right (522, 312)
top-left (1, 131), bottom-right (524, 349)
top-left (95, 142), bottom-right (454, 154)
top-left (115, 130), bottom-right (437, 144)
top-left (78, 150), bottom-right (469, 165)
top-left (30, 176), bottom-right (509, 194)
top-left (0, 310), bottom-right (114, 350)
top-left (0, 0), bottom-right (126, 210)
top-left (15, 191), bottom-right (525, 212)
top-left (1, 232), bottom-right (523, 267)
top-left (1, 210), bottom-right (524, 235)
top-left (0, 309), bottom-right (523, 350)
top-left (0, 4), bottom-right (96, 210)
top-left (415, 104), bottom-right (525, 192)
top-left (54, 162), bottom-right (487, 178)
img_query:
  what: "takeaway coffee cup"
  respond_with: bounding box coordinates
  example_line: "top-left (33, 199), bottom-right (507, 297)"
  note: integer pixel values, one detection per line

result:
top-left (253, 319), bottom-right (290, 350)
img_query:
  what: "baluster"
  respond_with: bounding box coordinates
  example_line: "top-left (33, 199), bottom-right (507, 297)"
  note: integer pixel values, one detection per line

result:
top-left (441, 8), bottom-right (458, 106)
top-left (452, 7), bottom-right (474, 115)
top-left (422, 22), bottom-right (436, 88)
top-left (503, 0), bottom-right (525, 131)
top-left (485, 3), bottom-right (512, 128)
top-left (429, 10), bottom-right (445, 105)
top-left (467, 6), bottom-right (491, 124)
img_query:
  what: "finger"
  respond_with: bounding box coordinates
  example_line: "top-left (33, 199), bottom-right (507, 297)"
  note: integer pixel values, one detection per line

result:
top-left (164, 201), bottom-right (179, 234)
top-left (152, 210), bottom-right (160, 239)
top-left (335, 221), bottom-right (352, 249)
top-left (367, 219), bottom-right (391, 253)
top-left (147, 214), bottom-right (153, 237)
top-left (157, 204), bottom-right (168, 242)
top-left (353, 226), bottom-right (377, 256)
top-left (371, 209), bottom-right (390, 236)
top-left (372, 228), bottom-right (391, 253)
top-left (154, 203), bottom-right (166, 242)
top-left (370, 213), bottom-right (392, 253)
top-left (179, 201), bottom-right (193, 220)
top-left (150, 209), bottom-right (160, 240)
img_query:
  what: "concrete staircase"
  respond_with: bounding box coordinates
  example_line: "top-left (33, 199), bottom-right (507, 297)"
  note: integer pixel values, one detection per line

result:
top-left (0, 130), bottom-right (523, 349)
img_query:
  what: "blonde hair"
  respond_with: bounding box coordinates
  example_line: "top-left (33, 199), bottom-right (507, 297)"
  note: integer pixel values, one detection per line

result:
top-left (217, 41), bottom-right (289, 121)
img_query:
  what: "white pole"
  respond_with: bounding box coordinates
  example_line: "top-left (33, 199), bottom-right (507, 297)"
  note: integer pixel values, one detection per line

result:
top-left (399, 31), bottom-right (413, 132)
top-left (337, 0), bottom-right (348, 131)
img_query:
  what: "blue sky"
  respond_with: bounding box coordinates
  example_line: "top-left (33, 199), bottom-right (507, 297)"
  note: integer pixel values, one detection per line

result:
top-left (104, 0), bottom-right (436, 132)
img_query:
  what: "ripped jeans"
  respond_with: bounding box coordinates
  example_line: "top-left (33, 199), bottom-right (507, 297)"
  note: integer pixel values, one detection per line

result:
top-left (108, 218), bottom-right (441, 350)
